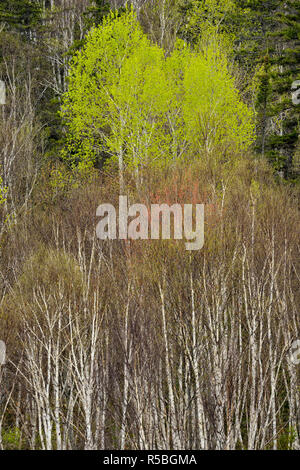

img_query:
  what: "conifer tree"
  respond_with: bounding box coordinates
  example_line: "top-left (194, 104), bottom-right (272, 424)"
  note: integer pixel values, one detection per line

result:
top-left (266, 0), bottom-right (300, 178)
top-left (179, 0), bottom-right (299, 179)
top-left (0, 0), bottom-right (41, 34)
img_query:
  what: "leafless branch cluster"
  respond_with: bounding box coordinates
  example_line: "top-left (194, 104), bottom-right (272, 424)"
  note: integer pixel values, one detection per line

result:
top-left (0, 167), bottom-right (299, 450)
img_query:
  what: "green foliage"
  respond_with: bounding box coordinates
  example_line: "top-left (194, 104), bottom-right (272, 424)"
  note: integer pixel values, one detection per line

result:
top-left (179, 0), bottom-right (236, 54)
top-left (277, 426), bottom-right (298, 450)
top-left (61, 8), bottom-right (254, 175)
top-left (85, 0), bottom-right (111, 28)
top-left (2, 427), bottom-right (22, 450)
top-left (180, 43), bottom-right (254, 154)
top-left (0, 174), bottom-right (7, 206)
top-left (265, 1), bottom-right (300, 177)
top-left (180, 1), bottom-right (300, 180)
top-left (0, 0), bottom-right (41, 33)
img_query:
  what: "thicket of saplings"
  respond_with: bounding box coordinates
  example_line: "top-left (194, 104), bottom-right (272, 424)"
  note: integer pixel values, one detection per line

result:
top-left (0, 8), bottom-right (299, 451)
top-left (0, 154), bottom-right (299, 450)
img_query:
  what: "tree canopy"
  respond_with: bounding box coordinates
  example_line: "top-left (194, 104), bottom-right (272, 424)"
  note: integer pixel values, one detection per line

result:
top-left (61, 8), bottom-right (254, 178)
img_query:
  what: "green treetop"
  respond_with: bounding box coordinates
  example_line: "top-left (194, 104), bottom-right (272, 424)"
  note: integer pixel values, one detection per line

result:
top-left (61, 8), bottom-right (254, 184)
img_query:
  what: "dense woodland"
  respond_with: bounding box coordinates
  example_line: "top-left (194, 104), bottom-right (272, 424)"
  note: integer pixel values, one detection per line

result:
top-left (0, 0), bottom-right (299, 450)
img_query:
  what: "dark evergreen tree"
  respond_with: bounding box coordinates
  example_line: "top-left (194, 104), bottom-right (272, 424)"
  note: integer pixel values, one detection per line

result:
top-left (266, 0), bottom-right (300, 178)
top-left (179, 0), bottom-right (299, 180)
top-left (0, 0), bottom-right (41, 34)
